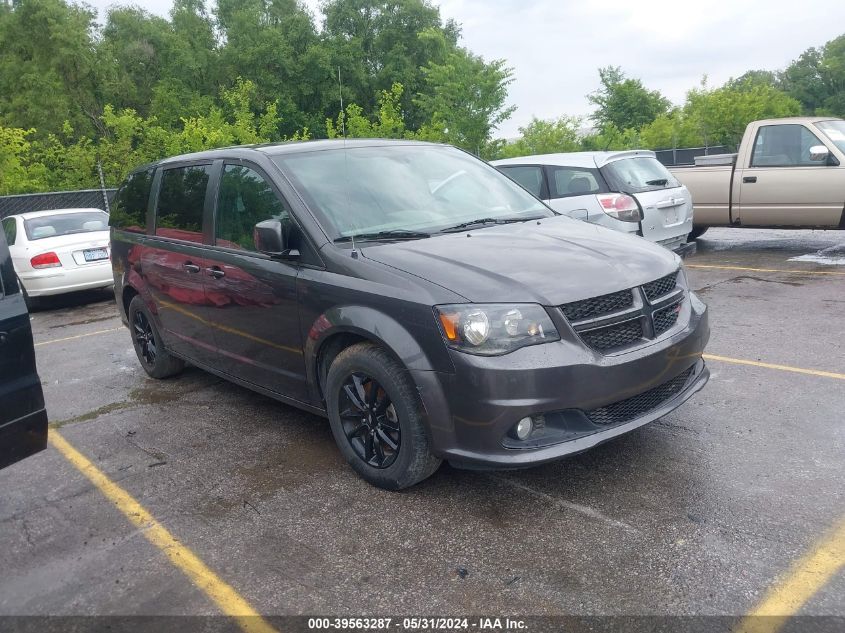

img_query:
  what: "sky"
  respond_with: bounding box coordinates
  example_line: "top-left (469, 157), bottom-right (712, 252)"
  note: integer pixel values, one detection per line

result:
top-left (83, 0), bottom-right (845, 137)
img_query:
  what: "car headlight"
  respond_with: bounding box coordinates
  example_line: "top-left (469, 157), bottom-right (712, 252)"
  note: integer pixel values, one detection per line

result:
top-left (434, 304), bottom-right (560, 355)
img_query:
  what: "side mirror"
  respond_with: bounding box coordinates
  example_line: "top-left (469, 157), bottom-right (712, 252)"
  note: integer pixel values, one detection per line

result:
top-left (809, 145), bottom-right (830, 162)
top-left (254, 220), bottom-right (300, 260)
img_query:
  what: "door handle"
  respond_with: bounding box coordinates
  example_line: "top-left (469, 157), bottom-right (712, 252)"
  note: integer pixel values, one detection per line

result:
top-left (206, 267), bottom-right (225, 279)
top-left (743, 176), bottom-right (757, 183)
top-left (183, 262), bottom-right (201, 274)
top-left (0, 332), bottom-right (7, 346)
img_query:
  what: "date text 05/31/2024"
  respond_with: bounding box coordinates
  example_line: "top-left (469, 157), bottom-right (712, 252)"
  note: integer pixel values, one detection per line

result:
top-left (307, 617), bottom-right (528, 630)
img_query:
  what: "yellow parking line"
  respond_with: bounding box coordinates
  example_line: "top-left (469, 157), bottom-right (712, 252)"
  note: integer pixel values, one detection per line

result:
top-left (735, 516), bottom-right (845, 633)
top-left (687, 264), bottom-right (845, 276)
top-left (704, 354), bottom-right (845, 381)
top-left (34, 327), bottom-right (123, 347)
top-left (49, 430), bottom-right (277, 633)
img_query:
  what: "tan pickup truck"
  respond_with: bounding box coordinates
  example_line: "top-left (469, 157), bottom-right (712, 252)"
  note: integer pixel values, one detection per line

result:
top-left (669, 117), bottom-right (845, 238)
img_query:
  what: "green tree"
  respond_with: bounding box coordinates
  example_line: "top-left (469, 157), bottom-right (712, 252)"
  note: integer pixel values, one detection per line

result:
top-left (149, 0), bottom-right (220, 127)
top-left (321, 0), bottom-right (459, 128)
top-left (639, 79), bottom-right (801, 149)
top-left (415, 49), bottom-right (514, 156)
top-left (0, 0), bottom-right (103, 137)
top-left (216, 0), bottom-right (333, 136)
top-left (497, 116), bottom-right (582, 159)
top-left (782, 34), bottom-right (845, 116)
top-left (98, 6), bottom-right (176, 116)
top-left (0, 126), bottom-right (47, 194)
top-left (579, 124), bottom-right (641, 151)
top-left (588, 66), bottom-right (670, 132)
top-left (725, 69), bottom-right (780, 92)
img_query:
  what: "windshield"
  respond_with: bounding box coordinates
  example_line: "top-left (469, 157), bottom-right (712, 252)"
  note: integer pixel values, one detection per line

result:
top-left (601, 156), bottom-right (680, 193)
top-left (272, 145), bottom-right (551, 239)
top-left (817, 120), bottom-right (845, 154)
top-left (24, 211), bottom-right (109, 241)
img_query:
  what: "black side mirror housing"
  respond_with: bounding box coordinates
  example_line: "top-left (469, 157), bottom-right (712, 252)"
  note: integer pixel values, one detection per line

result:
top-left (254, 220), bottom-right (300, 260)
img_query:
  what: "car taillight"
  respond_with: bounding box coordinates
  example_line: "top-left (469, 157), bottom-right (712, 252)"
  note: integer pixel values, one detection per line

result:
top-left (31, 252), bottom-right (62, 269)
top-left (596, 193), bottom-right (643, 223)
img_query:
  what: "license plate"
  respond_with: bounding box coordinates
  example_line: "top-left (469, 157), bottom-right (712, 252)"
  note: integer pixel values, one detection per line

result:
top-left (664, 208), bottom-right (679, 225)
top-left (83, 248), bottom-right (109, 262)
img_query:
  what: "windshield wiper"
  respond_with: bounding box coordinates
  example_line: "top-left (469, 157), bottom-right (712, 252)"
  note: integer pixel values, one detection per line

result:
top-left (645, 178), bottom-right (668, 186)
top-left (334, 229), bottom-right (431, 243)
top-left (439, 216), bottom-right (544, 233)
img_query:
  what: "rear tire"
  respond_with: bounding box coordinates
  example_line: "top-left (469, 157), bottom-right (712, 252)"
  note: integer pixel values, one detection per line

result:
top-left (128, 295), bottom-right (184, 379)
top-left (326, 342), bottom-right (441, 490)
top-left (688, 226), bottom-right (708, 240)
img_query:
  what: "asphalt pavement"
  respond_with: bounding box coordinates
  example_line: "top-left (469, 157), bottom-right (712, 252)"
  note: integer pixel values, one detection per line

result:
top-left (1, 228), bottom-right (843, 628)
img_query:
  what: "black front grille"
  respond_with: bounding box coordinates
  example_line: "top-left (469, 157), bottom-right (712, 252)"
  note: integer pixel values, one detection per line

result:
top-left (580, 319), bottom-right (643, 352)
top-left (653, 299), bottom-right (683, 336)
top-left (562, 289), bottom-right (633, 321)
top-left (586, 366), bottom-right (695, 426)
top-left (642, 271), bottom-right (678, 302)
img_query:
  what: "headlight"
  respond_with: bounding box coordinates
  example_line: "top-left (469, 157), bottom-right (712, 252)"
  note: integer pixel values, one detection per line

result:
top-left (434, 304), bottom-right (560, 355)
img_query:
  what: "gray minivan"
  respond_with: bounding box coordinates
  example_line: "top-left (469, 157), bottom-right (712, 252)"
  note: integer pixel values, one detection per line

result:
top-left (494, 151), bottom-right (695, 255)
top-left (110, 139), bottom-right (710, 489)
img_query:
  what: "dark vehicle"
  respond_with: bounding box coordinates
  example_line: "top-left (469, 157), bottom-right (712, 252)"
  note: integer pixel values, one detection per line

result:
top-left (110, 140), bottom-right (710, 489)
top-left (0, 230), bottom-right (48, 471)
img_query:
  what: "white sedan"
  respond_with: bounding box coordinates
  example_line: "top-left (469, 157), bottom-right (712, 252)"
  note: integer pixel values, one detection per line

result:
top-left (1, 208), bottom-right (113, 307)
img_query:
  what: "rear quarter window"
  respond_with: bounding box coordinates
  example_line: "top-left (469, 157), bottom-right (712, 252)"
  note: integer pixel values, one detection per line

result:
top-left (110, 169), bottom-right (154, 233)
top-left (155, 165), bottom-right (211, 243)
top-left (601, 157), bottom-right (680, 193)
top-left (547, 167), bottom-right (606, 199)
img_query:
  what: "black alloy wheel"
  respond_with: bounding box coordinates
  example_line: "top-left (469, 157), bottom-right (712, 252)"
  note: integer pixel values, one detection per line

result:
top-left (127, 295), bottom-right (184, 379)
top-left (133, 308), bottom-right (157, 366)
top-left (338, 372), bottom-right (401, 469)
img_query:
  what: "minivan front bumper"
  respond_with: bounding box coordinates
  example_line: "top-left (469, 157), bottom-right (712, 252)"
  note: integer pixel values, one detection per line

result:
top-left (412, 293), bottom-right (710, 468)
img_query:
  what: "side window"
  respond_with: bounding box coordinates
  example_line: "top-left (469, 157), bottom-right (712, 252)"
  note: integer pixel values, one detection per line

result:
top-left (751, 125), bottom-right (825, 167)
top-left (2, 218), bottom-right (16, 246)
top-left (215, 164), bottom-right (292, 252)
top-left (498, 166), bottom-right (545, 198)
top-left (155, 165), bottom-right (211, 243)
top-left (110, 169), bottom-right (154, 233)
top-left (548, 167), bottom-right (603, 198)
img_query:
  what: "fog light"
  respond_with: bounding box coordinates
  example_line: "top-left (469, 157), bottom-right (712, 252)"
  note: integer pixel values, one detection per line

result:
top-left (515, 416), bottom-right (534, 440)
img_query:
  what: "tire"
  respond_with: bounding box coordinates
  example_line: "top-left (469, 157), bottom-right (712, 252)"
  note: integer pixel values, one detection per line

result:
top-left (128, 295), bottom-right (184, 379)
top-left (326, 342), bottom-right (441, 490)
top-left (18, 278), bottom-right (38, 311)
top-left (688, 226), bottom-right (708, 240)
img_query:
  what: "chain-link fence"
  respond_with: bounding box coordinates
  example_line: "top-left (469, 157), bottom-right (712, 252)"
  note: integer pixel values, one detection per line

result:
top-left (0, 189), bottom-right (117, 220)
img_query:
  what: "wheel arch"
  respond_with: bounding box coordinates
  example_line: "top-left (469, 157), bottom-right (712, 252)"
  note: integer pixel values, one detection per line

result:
top-left (305, 305), bottom-right (451, 406)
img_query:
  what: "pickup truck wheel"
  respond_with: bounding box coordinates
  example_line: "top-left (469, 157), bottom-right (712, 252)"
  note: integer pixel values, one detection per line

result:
top-left (326, 342), bottom-right (441, 490)
top-left (688, 226), bottom-right (708, 240)
top-left (128, 295), bottom-right (184, 379)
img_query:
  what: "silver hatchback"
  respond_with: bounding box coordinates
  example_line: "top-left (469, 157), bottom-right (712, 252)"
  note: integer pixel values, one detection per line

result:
top-left (493, 151), bottom-right (695, 255)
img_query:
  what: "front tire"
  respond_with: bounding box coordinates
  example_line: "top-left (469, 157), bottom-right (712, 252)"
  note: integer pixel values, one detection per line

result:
top-left (128, 295), bottom-right (184, 379)
top-left (326, 343), bottom-right (441, 490)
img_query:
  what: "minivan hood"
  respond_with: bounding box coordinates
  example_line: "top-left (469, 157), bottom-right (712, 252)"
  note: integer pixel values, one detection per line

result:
top-left (361, 216), bottom-right (679, 305)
